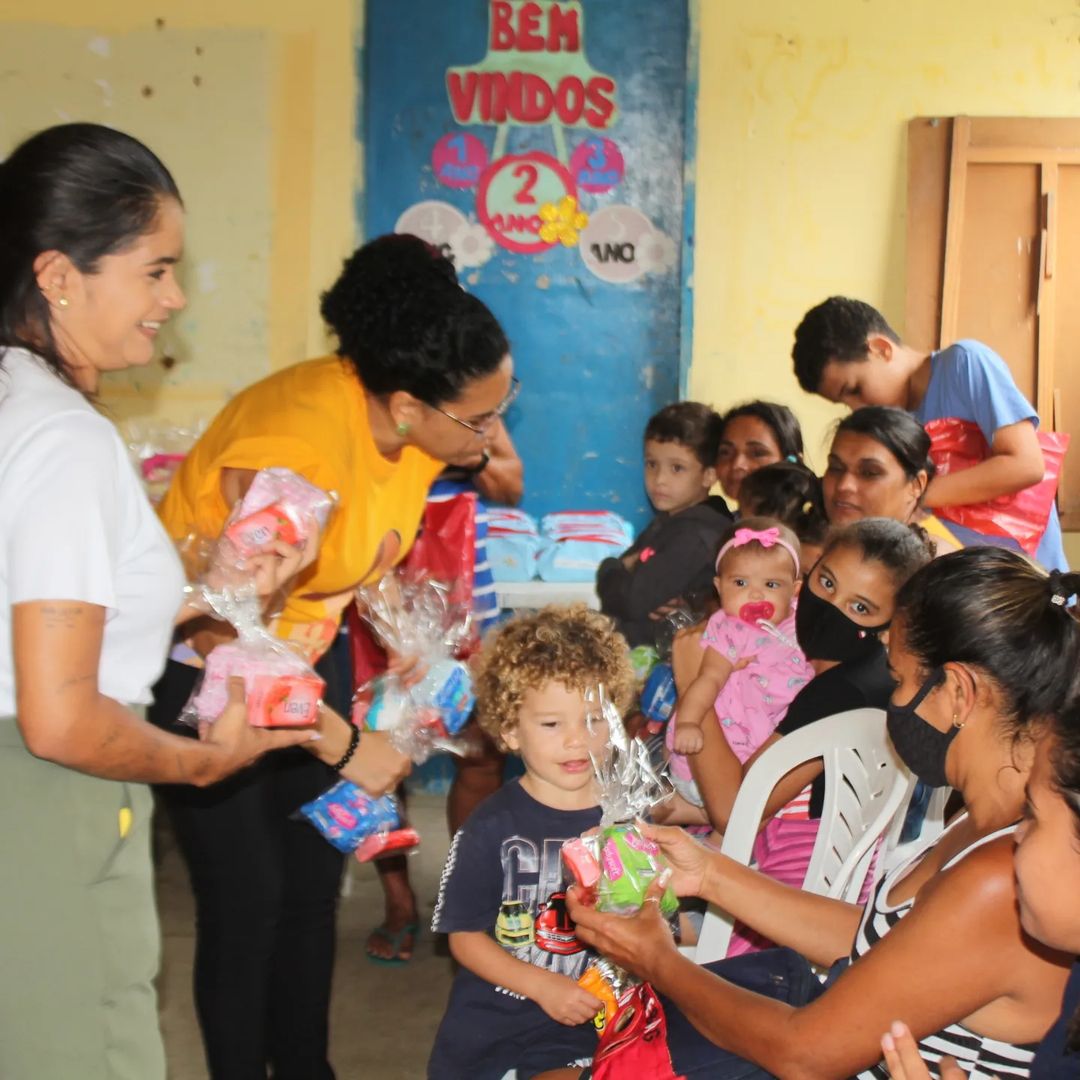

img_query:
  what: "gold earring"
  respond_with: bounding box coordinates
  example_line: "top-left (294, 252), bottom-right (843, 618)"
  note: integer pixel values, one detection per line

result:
top-left (952, 712), bottom-right (964, 730)
top-left (57, 296), bottom-right (69, 308)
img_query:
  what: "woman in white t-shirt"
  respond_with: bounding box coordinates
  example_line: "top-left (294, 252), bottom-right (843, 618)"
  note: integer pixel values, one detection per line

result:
top-left (0, 124), bottom-right (407, 1079)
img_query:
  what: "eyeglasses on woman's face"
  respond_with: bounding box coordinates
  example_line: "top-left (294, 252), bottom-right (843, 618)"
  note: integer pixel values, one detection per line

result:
top-left (432, 375), bottom-right (521, 435)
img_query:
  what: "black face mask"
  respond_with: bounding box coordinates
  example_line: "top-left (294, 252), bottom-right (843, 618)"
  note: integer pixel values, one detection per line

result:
top-left (885, 667), bottom-right (956, 788)
top-left (795, 581), bottom-right (888, 663)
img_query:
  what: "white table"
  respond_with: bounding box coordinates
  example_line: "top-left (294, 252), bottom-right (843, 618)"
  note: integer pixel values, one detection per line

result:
top-left (494, 579), bottom-right (599, 611)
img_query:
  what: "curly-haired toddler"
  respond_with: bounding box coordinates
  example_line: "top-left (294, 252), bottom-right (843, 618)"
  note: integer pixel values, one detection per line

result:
top-left (428, 605), bottom-right (634, 1080)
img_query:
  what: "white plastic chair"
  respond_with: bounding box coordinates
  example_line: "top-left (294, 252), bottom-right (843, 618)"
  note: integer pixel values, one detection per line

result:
top-left (690, 707), bottom-right (911, 964)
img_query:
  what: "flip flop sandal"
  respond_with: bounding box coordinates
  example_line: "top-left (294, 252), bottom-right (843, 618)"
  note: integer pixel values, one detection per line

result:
top-left (365, 921), bottom-right (419, 966)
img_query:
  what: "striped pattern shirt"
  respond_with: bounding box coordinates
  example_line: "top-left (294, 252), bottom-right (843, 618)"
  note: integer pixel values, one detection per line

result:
top-left (853, 819), bottom-right (1037, 1079)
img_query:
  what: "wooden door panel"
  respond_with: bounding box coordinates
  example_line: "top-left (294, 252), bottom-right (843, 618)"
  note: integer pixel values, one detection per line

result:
top-left (1053, 164), bottom-right (1080, 518)
top-left (951, 162), bottom-right (1040, 404)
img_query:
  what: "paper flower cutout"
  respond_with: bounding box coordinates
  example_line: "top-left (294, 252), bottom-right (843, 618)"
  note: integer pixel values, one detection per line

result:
top-left (539, 196), bottom-right (589, 248)
top-left (448, 221), bottom-right (495, 269)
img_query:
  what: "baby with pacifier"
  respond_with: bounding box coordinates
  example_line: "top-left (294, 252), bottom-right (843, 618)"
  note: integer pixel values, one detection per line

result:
top-left (665, 518), bottom-right (810, 807)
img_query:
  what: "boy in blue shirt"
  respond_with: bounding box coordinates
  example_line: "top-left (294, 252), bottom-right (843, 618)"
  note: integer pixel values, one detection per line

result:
top-left (792, 296), bottom-right (1067, 570)
top-left (428, 606), bottom-right (636, 1079)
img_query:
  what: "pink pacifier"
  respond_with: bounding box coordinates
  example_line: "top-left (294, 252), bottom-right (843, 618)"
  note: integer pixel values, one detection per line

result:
top-left (738, 601), bottom-right (775, 625)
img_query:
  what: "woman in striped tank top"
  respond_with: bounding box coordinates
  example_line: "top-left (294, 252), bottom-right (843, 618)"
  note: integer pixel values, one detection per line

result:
top-left (561, 548), bottom-right (1080, 1080)
top-left (885, 697), bottom-right (1080, 1080)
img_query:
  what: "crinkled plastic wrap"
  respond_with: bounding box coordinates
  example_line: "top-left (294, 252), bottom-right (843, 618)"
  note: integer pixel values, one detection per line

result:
top-left (123, 420), bottom-right (205, 505)
top-left (561, 686), bottom-right (678, 916)
top-left (588, 684), bottom-right (672, 827)
top-left (577, 957), bottom-right (636, 1033)
top-left (178, 467), bottom-right (337, 729)
top-left (181, 580), bottom-right (325, 728)
top-left (352, 570), bottom-right (476, 763)
top-left (224, 467), bottom-right (335, 558)
top-left (653, 605), bottom-right (704, 660)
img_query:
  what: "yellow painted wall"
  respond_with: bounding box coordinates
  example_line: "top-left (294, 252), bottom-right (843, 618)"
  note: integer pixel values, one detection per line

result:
top-left (690, 0), bottom-right (1080, 480)
top-left (4, 0), bottom-right (1080, 557)
top-left (0, 1), bottom-right (358, 427)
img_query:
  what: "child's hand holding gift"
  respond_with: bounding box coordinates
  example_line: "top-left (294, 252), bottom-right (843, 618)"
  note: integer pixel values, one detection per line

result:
top-left (533, 971), bottom-right (604, 1027)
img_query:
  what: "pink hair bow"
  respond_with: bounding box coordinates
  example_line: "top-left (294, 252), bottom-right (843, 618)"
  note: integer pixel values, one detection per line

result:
top-left (732, 526), bottom-right (780, 548)
top-left (716, 526), bottom-right (799, 574)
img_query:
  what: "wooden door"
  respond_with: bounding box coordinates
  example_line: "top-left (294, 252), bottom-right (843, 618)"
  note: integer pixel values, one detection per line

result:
top-left (907, 117), bottom-right (1080, 525)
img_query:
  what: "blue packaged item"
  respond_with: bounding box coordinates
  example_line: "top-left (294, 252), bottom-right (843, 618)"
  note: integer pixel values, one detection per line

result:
top-left (641, 663), bottom-right (676, 725)
top-left (537, 510), bottom-right (634, 583)
top-left (357, 660), bottom-right (475, 743)
top-left (486, 508), bottom-right (542, 582)
top-left (425, 660), bottom-right (475, 734)
top-left (298, 780), bottom-right (401, 854)
top-left (486, 534), bottom-right (542, 582)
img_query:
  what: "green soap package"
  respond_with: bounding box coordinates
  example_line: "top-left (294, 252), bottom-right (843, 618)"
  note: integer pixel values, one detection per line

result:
top-left (596, 823), bottom-right (679, 916)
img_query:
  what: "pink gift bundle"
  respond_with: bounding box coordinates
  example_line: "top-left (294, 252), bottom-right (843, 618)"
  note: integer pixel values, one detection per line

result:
top-left (187, 642), bottom-right (324, 728)
top-left (179, 467), bottom-right (334, 729)
top-left (224, 467), bottom-right (335, 558)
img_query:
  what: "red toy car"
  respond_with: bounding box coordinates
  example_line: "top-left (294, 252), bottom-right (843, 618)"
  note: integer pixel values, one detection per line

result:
top-left (535, 892), bottom-right (583, 955)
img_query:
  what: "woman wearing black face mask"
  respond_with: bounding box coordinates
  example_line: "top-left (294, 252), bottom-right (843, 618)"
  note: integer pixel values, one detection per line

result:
top-left (556, 546), bottom-right (1080, 1080)
top-left (679, 518), bottom-right (932, 956)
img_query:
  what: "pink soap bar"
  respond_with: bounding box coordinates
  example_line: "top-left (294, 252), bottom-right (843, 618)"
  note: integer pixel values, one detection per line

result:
top-left (562, 837), bottom-right (601, 890)
top-left (226, 468), bottom-right (333, 557)
top-left (225, 503), bottom-right (302, 558)
top-left (247, 672), bottom-right (324, 728)
top-left (190, 643), bottom-right (323, 727)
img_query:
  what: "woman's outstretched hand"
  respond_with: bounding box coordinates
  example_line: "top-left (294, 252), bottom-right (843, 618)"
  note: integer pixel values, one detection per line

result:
top-left (198, 676), bottom-right (316, 783)
top-left (565, 875), bottom-right (679, 985)
top-left (635, 821), bottom-right (714, 898)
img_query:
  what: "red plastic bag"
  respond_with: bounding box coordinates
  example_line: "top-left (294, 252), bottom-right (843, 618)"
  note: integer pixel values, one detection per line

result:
top-left (590, 984), bottom-right (685, 1080)
top-left (925, 417), bottom-right (1069, 556)
top-left (403, 492), bottom-right (477, 613)
top-left (348, 491), bottom-right (478, 688)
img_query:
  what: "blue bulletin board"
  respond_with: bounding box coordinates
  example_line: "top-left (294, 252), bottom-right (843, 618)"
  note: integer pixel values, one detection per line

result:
top-left (360, 0), bottom-right (694, 530)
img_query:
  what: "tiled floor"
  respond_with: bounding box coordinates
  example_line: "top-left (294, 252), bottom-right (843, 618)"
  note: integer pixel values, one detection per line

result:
top-left (156, 793), bottom-right (455, 1079)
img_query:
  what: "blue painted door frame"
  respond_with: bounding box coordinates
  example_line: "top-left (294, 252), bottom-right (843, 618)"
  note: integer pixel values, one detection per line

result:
top-left (359, 1), bottom-right (699, 531)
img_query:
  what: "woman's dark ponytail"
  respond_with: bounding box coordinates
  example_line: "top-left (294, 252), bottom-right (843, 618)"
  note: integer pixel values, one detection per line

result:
top-left (896, 548), bottom-right (1080, 734)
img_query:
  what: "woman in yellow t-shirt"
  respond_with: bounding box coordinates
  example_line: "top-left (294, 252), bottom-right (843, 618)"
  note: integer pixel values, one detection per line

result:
top-left (151, 235), bottom-right (517, 1080)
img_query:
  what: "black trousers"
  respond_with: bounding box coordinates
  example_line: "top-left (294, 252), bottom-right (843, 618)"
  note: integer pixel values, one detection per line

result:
top-left (149, 640), bottom-right (351, 1080)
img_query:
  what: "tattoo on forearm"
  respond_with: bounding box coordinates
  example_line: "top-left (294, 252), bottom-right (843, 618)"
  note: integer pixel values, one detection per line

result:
top-left (40, 604), bottom-right (86, 631)
top-left (56, 672), bottom-right (95, 694)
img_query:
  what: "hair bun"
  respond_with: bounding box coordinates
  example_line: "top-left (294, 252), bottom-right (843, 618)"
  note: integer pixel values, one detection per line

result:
top-left (1049, 569), bottom-right (1080, 609)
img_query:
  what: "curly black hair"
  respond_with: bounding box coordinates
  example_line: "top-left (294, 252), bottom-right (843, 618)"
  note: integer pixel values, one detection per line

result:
top-left (319, 234), bottom-right (509, 406)
top-left (792, 296), bottom-right (900, 394)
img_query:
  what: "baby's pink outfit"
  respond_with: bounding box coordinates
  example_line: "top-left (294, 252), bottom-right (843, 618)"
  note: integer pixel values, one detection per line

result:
top-left (665, 608), bottom-right (810, 786)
